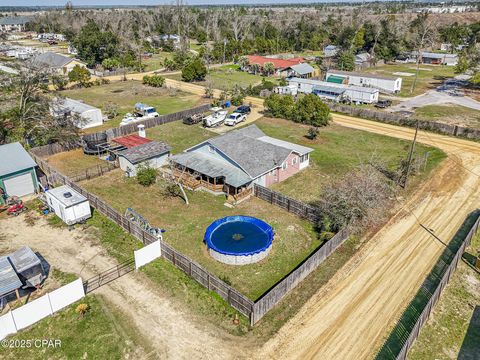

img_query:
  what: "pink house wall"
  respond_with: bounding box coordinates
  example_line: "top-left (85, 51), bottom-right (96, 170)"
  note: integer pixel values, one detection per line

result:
top-left (264, 152), bottom-right (301, 187)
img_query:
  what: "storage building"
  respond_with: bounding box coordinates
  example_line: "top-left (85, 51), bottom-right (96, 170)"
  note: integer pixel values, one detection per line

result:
top-left (0, 142), bottom-right (38, 204)
top-left (117, 141), bottom-right (172, 177)
top-left (45, 185), bottom-right (92, 225)
top-left (288, 77), bottom-right (379, 104)
top-left (8, 246), bottom-right (46, 288)
top-left (326, 70), bottom-right (402, 93)
top-left (52, 97), bottom-right (103, 129)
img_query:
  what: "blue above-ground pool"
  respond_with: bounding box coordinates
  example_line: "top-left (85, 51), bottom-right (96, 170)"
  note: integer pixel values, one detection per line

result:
top-left (204, 216), bottom-right (274, 265)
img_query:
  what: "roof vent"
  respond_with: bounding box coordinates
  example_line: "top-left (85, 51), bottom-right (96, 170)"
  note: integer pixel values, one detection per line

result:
top-left (63, 192), bottom-right (72, 198)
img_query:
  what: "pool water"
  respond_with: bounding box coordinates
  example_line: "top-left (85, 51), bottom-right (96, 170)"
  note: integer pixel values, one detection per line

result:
top-left (210, 221), bottom-right (271, 255)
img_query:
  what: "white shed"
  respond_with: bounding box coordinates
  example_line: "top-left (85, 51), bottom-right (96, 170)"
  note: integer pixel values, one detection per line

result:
top-left (52, 98), bottom-right (103, 129)
top-left (326, 70), bottom-right (402, 93)
top-left (117, 141), bottom-right (172, 177)
top-left (45, 185), bottom-right (91, 225)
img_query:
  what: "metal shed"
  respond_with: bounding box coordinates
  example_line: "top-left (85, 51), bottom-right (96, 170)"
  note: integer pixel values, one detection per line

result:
top-left (0, 257), bottom-right (22, 301)
top-left (8, 246), bottom-right (46, 288)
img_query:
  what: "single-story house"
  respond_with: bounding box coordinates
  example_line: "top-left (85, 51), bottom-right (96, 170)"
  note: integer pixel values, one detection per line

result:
top-left (0, 142), bottom-right (38, 204)
top-left (355, 52), bottom-right (373, 66)
top-left (288, 63), bottom-right (316, 78)
top-left (323, 45), bottom-right (339, 58)
top-left (51, 97), bottom-right (103, 129)
top-left (326, 70), bottom-right (402, 93)
top-left (418, 52), bottom-right (459, 66)
top-left (28, 52), bottom-right (86, 75)
top-left (244, 55), bottom-right (308, 77)
top-left (171, 125), bottom-right (313, 204)
top-left (288, 77), bottom-right (379, 104)
top-left (117, 141), bottom-right (171, 177)
top-left (274, 84), bottom-right (298, 96)
top-left (0, 16), bottom-right (30, 32)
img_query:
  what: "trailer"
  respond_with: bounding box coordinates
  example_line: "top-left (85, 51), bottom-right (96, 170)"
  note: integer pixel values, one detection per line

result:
top-left (45, 185), bottom-right (91, 225)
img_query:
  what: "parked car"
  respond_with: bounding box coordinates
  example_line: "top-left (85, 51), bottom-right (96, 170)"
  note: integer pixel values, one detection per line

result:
top-left (225, 112), bottom-right (246, 126)
top-left (236, 105), bottom-right (251, 114)
top-left (375, 99), bottom-right (392, 109)
top-left (183, 113), bottom-right (203, 125)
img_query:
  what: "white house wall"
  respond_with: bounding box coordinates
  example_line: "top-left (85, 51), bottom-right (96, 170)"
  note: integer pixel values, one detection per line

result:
top-left (120, 154), bottom-right (169, 177)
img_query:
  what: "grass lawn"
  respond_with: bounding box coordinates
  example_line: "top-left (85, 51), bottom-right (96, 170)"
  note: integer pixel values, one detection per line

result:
top-left (166, 65), bottom-right (266, 91)
top-left (0, 295), bottom-right (150, 359)
top-left (407, 233), bottom-right (480, 360)
top-left (415, 104), bottom-right (480, 129)
top-left (81, 171), bottom-right (319, 300)
top-left (142, 51), bottom-right (173, 72)
top-left (60, 80), bottom-right (205, 132)
top-left (45, 148), bottom-right (105, 176)
top-left (362, 63), bottom-right (456, 97)
top-left (256, 117), bottom-right (446, 202)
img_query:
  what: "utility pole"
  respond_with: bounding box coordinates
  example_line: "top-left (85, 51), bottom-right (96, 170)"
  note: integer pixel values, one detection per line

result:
top-left (403, 120), bottom-right (419, 188)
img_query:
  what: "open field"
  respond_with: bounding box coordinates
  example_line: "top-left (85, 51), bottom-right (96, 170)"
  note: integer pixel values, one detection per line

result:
top-left (45, 148), bottom-right (105, 176)
top-left (59, 80), bottom-right (205, 132)
top-left (142, 51), bottom-right (173, 72)
top-left (257, 117), bottom-right (445, 202)
top-left (166, 64), bottom-right (265, 91)
top-left (414, 104), bottom-right (480, 129)
top-left (81, 171), bottom-right (319, 300)
top-left (362, 63), bottom-right (456, 97)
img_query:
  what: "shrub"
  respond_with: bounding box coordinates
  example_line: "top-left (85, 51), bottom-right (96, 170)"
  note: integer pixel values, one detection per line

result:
top-left (136, 164), bottom-right (158, 186)
top-left (307, 126), bottom-right (319, 140)
top-left (68, 65), bottom-right (91, 87)
top-left (51, 75), bottom-right (69, 91)
top-left (75, 303), bottom-right (89, 317)
top-left (231, 94), bottom-right (245, 106)
top-left (181, 57), bottom-right (207, 82)
top-left (142, 74), bottom-right (165, 87)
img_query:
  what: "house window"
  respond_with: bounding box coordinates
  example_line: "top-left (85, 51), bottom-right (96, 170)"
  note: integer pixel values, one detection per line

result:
top-left (292, 157), bottom-right (297, 165)
top-left (300, 154), bottom-right (309, 162)
top-left (282, 162), bottom-right (287, 170)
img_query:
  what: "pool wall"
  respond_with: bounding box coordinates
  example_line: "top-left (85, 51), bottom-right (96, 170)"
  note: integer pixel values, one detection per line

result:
top-left (204, 215), bottom-right (274, 266)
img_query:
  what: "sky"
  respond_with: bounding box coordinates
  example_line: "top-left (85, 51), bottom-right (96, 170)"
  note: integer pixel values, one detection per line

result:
top-left (0, 0), bottom-right (419, 7)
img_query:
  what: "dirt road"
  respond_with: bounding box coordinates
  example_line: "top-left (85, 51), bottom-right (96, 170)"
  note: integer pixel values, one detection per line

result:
top-left (0, 216), bottom-right (249, 360)
top-left (259, 114), bottom-right (480, 359)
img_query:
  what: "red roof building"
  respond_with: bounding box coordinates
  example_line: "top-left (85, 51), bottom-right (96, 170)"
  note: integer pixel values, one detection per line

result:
top-left (112, 134), bottom-right (152, 148)
top-left (246, 55), bottom-right (305, 70)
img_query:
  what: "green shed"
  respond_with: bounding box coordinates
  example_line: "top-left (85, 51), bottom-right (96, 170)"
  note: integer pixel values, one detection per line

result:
top-left (0, 142), bottom-right (38, 204)
top-left (326, 75), bottom-right (346, 84)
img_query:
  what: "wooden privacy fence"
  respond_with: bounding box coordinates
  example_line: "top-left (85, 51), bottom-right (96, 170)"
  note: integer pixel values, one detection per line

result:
top-left (376, 212), bottom-right (480, 360)
top-left (328, 103), bottom-right (480, 141)
top-left (69, 162), bottom-right (119, 182)
top-left (254, 184), bottom-right (320, 222)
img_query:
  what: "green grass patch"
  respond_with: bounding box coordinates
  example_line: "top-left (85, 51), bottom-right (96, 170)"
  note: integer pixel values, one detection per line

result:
top-left (142, 52), bottom-right (173, 72)
top-left (45, 148), bottom-right (105, 176)
top-left (362, 64), bottom-right (455, 97)
top-left (60, 80), bottom-right (204, 132)
top-left (415, 104), bottom-right (480, 129)
top-left (0, 295), bottom-right (151, 359)
top-left (256, 117), bottom-right (446, 202)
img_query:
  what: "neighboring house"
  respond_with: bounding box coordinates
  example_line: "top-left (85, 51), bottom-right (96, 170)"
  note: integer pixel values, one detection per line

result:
top-left (0, 143), bottom-right (38, 203)
top-left (244, 55), bottom-right (306, 77)
top-left (28, 51), bottom-right (86, 75)
top-left (37, 33), bottom-right (66, 42)
top-left (326, 70), bottom-right (402, 93)
top-left (288, 77), bottom-right (379, 104)
top-left (0, 16), bottom-right (30, 32)
top-left (51, 98), bottom-right (103, 129)
top-left (289, 63), bottom-right (316, 78)
top-left (274, 84), bottom-right (298, 96)
top-left (117, 141), bottom-right (171, 177)
top-left (171, 125), bottom-right (313, 203)
top-left (323, 45), bottom-right (339, 58)
top-left (418, 52), bottom-right (459, 66)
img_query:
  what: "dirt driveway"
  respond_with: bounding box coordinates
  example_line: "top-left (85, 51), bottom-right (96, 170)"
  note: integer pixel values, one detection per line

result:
top-left (0, 215), bottom-right (250, 360)
top-left (258, 114), bottom-right (480, 359)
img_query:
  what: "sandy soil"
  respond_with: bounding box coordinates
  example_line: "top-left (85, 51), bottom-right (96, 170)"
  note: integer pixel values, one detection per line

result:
top-left (258, 114), bottom-right (480, 359)
top-left (0, 216), bottom-right (249, 360)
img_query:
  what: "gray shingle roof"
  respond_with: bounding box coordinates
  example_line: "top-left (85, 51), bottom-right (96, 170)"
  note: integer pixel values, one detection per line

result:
top-left (208, 126), bottom-right (292, 178)
top-left (290, 63), bottom-right (315, 75)
top-left (0, 142), bottom-right (37, 177)
top-left (172, 152), bottom-right (252, 188)
top-left (0, 257), bottom-right (22, 298)
top-left (29, 52), bottom-right (75, 69)
top-left (258, 136), bottom-right (313, 155)
top-left (118, 141), bottom-right (171, 164)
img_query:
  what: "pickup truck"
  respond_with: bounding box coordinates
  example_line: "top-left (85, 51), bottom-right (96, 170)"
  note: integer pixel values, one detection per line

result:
top-left (120, 103), bottom-right (160, 126)
top-left (225, 112), bottom-right (246, 126)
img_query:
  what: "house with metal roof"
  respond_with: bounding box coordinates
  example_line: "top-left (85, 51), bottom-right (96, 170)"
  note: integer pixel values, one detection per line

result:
top-left (326, 70), bottom-right (402, 93)
top-left (288, 77), bottom-right (379, 104)
top-left (171, 125), bottom-right (313, 203)
top-left (28, 51), bottom-right (86, 75)
top-left (244, 55), bottom-right (307, 77)
top-left (0, 16), bottom-right (30, 32)
top-left (117, 141), bottom-right (172, 177)
top-left (52, 97), bottom-right (103, 129)
top-left (418, 52), bottom-right (459, 66)
top-left (0, 142), bottom-right (38, 204)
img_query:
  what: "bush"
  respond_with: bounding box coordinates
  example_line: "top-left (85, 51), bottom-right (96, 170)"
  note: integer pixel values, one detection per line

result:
top-left (136, 164), bottom-right (158, 186)
top-left (68, 65), bottom-right (91, 87)
top-left (307, 126), bottom-right (319, 140)
top-left (142, 74), bottom-right (165, 87)
top-left (51, 75), bottom-right (68, 91)
top-left (181, 58), bottom-right (207, 82)
top-left (231, 94), bottom-right (245, 106)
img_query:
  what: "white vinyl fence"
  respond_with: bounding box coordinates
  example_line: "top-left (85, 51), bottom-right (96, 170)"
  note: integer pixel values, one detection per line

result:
top-left (134, 240), bottom-right (161, 269)
top-left (0, 278), bottom-right (85, 340)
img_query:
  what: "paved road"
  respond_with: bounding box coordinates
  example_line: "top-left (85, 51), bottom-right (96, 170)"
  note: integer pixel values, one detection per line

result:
top-left (390, 78), bottom-right (480, 112)
top-left (259, 114), bottom-right (480, 360)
